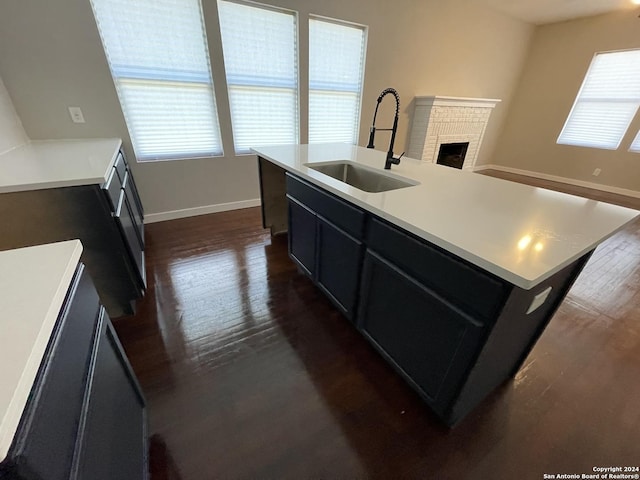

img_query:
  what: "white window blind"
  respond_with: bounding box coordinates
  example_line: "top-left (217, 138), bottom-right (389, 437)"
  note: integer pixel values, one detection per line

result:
top-left (90, 0), bottom-right (223, 161)
top-left (309, 18), bottom-right (366, 145)
top-left (631, 131), bottom-right (640, 153)
top-left (218, 1), bottom-right (298, 154)
top-left (558, 49), bottom-right (640, 150)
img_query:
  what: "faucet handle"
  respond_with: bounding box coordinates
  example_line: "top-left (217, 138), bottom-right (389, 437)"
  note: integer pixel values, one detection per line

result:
top-left (385, 151), bottom-right (404, 169)
top-left (391, 152), bottom-right (404, 165)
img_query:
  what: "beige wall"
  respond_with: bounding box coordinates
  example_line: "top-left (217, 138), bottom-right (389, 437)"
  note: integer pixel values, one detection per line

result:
top-left (0, 0), bottom-right (533, 215)
top-left (491, 9), bottom-right (640, 192)
top-left (0, 75), bottom-right (27, 154)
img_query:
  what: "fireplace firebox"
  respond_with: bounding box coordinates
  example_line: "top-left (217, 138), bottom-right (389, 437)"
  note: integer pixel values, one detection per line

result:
top-left (436, 142), bottom-right (469, 169)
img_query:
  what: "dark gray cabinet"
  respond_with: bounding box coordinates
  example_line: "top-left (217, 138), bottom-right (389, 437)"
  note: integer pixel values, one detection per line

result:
top-left (0, 150), bottom-right (145, 317)
top-left (359, 250), bottom-right (484, 411)
top-left (316, 218), bottom-right (363, 318)
top-left (71, 315), bottom-right (146, 480)
top-left (282, 170), bottom-right (593, 426)
top-left (115, 179), bottom-right (145, 288)
top-left (0, 264), bottom-right (147, 480)
top-left (288, 197), bottom-right (316, 277)
top-left (366, 217), bottom-right (508, 321)
top-left (286, 174), bottom-right (365, 321)
top-left (102, 151), bottom-right (146, 293)
top-left (1, 266), bottom-right (101, 480)
top-left (123, 170), bottom-right (144, 248)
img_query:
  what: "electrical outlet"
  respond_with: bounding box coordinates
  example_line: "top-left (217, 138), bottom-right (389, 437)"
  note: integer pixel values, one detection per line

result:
top-left (592, 168), bottom-right (601, 177)
top-left (68, 107), bottom-right (85, 124)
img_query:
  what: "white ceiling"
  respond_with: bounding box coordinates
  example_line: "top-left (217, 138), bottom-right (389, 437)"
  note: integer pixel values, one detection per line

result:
top-left (482, 0), bottom-right (639, 25)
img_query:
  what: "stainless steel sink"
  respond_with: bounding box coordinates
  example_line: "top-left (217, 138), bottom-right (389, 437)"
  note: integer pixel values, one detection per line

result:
top-left (306, 162), bottom-right (418, 193)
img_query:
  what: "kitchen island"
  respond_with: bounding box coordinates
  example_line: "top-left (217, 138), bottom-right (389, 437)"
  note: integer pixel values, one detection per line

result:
top-left (253, 143), bottom-right (639, 425)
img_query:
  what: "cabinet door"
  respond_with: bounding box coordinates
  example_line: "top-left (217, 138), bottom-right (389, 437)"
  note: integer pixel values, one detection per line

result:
top-left (72, 310), bottom-right (146, 480)
top-left (358, 251), bottom-right (484, 409)
top-left (287, 196), bottom-right (317, 277)
top-left (316, 217), bottom-right (363, 321)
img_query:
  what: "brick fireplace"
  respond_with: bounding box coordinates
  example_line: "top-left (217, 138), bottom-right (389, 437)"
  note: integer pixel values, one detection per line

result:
top-left (407, 96), bottom-right (500, 170)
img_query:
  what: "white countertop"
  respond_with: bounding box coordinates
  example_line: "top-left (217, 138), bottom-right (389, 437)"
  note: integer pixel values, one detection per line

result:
top-left (252, 143), bottom-right (639, 289)
top-left (0, 138), bottom-right (122, 194)
top-left (0, 240), bottom-right (83, 462)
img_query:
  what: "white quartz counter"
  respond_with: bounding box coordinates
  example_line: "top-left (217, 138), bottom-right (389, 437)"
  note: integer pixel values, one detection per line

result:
top-left (0, 138), bottom-right (122, 193)
top-left (252, 143), bottom-right (639, 289)
top-left (0, 240), bottom-right (83, 462)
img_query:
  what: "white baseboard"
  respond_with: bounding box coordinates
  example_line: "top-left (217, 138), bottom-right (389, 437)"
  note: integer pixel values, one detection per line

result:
top-left (474, 164), bottom-right (640, 199)
top-left (144, 198), bottom-right (261, 224)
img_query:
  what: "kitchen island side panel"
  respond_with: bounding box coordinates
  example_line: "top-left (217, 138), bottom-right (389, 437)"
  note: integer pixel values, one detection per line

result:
top-left (449, 251), bottom-right (593, 424)
top-left (258, 157), bottom-right (288, 236)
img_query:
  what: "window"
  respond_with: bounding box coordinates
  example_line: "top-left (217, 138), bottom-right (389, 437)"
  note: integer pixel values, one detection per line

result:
top-left (90, 0), bottom-right (223, 161)
top-left (309, 17), bottom-right (367, 144)
top-left (557, 49), bottom-right (640, 150)
top-left (218, 0), bottom-right (298, 154)
top-left (631, 131), bottom-right (640, 153)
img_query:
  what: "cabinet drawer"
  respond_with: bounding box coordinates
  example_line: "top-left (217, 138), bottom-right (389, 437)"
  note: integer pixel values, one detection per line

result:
top-left (120, 149), bottom-right (145, 217)
top-left (114, 151), bottom-right (127, 183)
top-left (115, 192), bottom-right (145, 288)
top-left (367, 217), bottom-right (509, 321)
top-left (126, 165), bottom-right (145, 216)
top-left (122, 170), bottom-right (144, 249)
top-left (10, 265), bottom-right (100, 480)
top-left (103, 166), bottom-right (122, 212)
top-left (286, 173), bottom-right (365, 239)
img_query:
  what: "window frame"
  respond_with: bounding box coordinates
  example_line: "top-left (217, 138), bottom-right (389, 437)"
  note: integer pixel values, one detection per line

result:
top-left (308, 14), bottom-right (368, 146)
top-left (557, 48), bottom-right (640, 152)
top-left (217, 0), bottom-right (300, 156)
top-left (90, 0), bottom-right (224, 162)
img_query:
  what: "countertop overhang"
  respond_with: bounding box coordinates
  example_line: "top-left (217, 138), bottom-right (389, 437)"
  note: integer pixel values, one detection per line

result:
top-left (252, 143), bottom-right (639, 289)
top-left (0, 240), bottom-right (83, 462)
top-left (0, 138), bottom-right (122, 193)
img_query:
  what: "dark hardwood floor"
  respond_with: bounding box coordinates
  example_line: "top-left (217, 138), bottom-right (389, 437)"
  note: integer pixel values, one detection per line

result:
top-left (114, 172), bottom-right (640, 480)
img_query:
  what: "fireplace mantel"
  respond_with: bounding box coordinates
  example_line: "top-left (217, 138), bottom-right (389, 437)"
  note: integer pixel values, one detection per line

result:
top-left (407, 96), bottom-right (501, 170)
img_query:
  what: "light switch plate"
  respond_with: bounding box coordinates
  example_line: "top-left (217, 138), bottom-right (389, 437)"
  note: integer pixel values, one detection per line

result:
top-left (526, 286), bottom-right (552, 315)
top-left (68, 107), bottom-right (85, 124)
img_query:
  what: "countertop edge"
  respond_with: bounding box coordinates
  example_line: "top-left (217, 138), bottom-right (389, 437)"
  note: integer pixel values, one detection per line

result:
top-left (0, 176), bottom-right (113, 194)
top-left (0, 138), bottom-right (122, 194)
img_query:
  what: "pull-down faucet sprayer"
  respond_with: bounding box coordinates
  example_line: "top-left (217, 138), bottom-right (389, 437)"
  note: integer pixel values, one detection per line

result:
top-left (366, 88), bottom-right (404, 170)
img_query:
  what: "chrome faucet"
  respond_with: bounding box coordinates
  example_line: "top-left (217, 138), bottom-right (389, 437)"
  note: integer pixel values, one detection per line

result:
top-left (366, 88), bottom-right (404, 170)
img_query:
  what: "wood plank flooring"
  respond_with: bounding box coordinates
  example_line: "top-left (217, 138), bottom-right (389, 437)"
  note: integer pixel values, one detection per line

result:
top-left (114, 172), bottom-right (640, 480)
